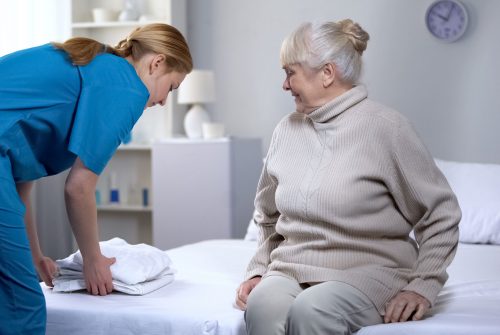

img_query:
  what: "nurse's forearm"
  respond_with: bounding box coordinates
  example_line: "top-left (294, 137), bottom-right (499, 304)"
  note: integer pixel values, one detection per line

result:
top-left (65, 158), bottom-right (101, 261)
top-left (65, 186), bottom-right (100, 259)
top-left (16, 181), bottom-right (44, 260)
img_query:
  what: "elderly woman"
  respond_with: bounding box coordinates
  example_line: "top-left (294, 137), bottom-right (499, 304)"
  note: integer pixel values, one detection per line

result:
top-left (235, 19), bottom-right (461, 334)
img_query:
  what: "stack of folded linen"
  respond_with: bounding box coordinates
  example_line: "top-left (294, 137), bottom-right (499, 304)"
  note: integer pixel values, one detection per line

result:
top-left (53, 237), bottom-right (175, 295)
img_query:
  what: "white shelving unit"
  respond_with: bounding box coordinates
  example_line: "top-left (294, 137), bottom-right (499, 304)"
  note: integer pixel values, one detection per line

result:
top-left (68, 0), bottom-right (187, 245)
top-left (35, 0), bottom-right (188, 259)
top-left (70, 0), bottom-right (187, 140)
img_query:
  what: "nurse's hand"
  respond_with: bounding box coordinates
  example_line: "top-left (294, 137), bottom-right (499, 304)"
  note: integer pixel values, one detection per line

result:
top-left (83, 254), bottom-right (116, 296)
top-left (34, 255), bottom-right (58, 287)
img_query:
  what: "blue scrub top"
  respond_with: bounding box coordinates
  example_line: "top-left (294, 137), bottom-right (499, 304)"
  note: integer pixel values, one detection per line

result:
top-left (0, 44), bottom-right (149, 181)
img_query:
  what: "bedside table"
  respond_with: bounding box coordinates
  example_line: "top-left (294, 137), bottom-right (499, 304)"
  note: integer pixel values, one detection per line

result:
top-left (152, 137), bottom-right (262, 249)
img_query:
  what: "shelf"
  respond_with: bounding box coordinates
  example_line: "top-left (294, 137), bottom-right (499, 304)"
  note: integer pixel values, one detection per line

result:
top-left (72, 20), bottom-right (164, 29)
top-left (157, 137), bottom-right (231, 144)
top-left (97, 204), bottom-right (152, 212)
top-left (118, 143), bottom-right (152, 151)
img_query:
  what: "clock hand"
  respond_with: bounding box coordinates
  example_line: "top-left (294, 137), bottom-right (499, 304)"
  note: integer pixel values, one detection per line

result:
top-left (445, 3), bottom-right (455, 21)
top-left (436, 13), bottom-right (448, 21)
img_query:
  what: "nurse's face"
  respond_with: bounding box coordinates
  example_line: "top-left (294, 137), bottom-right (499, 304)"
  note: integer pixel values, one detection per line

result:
top-left (146, 70), bottom-right (186, 108)
top-left (140, 53), bottom-right (186, 108)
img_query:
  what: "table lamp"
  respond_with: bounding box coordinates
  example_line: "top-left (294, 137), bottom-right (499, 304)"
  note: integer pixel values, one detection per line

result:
top-left (177, 70), bottom-right (216, 138)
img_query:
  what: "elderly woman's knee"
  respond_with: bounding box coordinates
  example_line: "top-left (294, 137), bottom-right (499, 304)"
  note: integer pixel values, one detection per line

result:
top-left (286, 295), bottom-right (348, 331)
top-left (245, 286), bottom-right (281, 324)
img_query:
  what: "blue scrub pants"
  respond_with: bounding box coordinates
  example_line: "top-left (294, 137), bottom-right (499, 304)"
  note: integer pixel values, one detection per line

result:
top-left (0, 156), bottom-right (46, 335)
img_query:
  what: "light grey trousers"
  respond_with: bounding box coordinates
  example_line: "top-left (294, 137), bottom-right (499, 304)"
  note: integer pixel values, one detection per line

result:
top-left (245, 275), bottom-right (383, 335)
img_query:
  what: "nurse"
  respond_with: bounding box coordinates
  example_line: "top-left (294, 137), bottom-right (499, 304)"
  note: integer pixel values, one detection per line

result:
top-left (0, 23), bottom-right (192, 335)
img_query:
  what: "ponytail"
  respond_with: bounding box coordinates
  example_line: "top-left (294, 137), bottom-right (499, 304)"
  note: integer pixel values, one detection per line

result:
top-left (52, 37), bottom-right (109, 66)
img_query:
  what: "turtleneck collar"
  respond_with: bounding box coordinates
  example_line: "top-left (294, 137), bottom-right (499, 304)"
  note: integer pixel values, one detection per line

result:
top-left (307, 85), bottom-right (368, 124)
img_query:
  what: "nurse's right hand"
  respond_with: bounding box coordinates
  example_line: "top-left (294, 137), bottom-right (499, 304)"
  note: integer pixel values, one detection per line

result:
top-left (34, 255), bottom-right (58, 287)
top-left (82, 254), bottom-right (116, 296)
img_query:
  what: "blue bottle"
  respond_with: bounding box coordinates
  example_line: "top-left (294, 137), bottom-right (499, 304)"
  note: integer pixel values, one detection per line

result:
top-left (109, 172), bottom-right (120, 204)
top-left (142, 188), bottom-right (149, 207)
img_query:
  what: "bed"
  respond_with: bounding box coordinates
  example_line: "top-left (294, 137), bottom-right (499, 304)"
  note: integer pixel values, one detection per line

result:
top-left (43, 158), bottom-right (500, 334)
top-left (42, 239), bottom-right (500, 335)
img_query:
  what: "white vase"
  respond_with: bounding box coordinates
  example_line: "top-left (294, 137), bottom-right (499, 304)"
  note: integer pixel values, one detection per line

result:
top-left (118, 0), bottom-right (140, 21)
top-left (184, 104), bottom-right (210, 138)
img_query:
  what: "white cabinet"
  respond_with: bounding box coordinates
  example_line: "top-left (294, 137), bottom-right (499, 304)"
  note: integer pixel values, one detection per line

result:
top-left (152, 138), bottom-right (263, 249)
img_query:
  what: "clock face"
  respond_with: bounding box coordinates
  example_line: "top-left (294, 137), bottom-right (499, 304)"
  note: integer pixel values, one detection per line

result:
top-left (425, 0), bottom-right (469, 42)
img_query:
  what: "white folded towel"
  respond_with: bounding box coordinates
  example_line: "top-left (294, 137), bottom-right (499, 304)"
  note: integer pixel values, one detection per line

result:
top-left (53, 237), bottom-right (175, 295)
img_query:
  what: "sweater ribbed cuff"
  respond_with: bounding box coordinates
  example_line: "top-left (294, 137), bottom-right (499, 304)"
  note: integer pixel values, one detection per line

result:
top-left (403, 278), bottom-right (443, 306)
top-left (245, 268), bottom-right (266, 281)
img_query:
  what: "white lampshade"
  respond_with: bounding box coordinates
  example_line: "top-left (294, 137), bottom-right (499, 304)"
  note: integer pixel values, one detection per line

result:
top-left (178, 70), bottom-right (216, 104)
top-left (178, 70), bottom-right (216, 138)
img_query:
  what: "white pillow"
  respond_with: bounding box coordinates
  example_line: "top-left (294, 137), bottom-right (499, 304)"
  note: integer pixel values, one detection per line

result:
top-left (244, 214), bottom-right (259, 241)
top-left (435, 158), bottom-right (500, 244)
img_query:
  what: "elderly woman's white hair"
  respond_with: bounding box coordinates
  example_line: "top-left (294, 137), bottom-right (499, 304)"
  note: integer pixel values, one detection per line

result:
top-left (280, 19), bottom-right (369, 84)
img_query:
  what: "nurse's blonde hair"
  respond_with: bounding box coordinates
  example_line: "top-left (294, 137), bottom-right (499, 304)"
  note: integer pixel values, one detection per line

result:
top-left (280, 19), bottom-right (369, 84)
top-left (52, 23), bottom-right (192, 73)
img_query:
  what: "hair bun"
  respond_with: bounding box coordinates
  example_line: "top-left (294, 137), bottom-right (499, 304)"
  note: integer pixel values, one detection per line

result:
top-left (339, 19), bottom-right (369, 55)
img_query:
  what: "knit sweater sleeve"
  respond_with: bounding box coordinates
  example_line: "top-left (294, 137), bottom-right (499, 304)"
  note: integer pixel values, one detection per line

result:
top-left (244, 123), bottom-right (284, 280)
top-left (388, 117), bottom-right (461, 305)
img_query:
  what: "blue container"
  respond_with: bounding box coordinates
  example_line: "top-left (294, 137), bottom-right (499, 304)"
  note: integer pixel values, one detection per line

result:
top-left (110, 189), bottom-right (120, 203)
top-left (95, 190), bottom-right (101, 205)
top-left (142, 188), bottom-right (149, 207)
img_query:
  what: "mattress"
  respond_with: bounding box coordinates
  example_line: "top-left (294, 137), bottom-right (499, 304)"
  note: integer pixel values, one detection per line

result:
top-left (43, 240), bottom-right (500, 335)
top-left (44, 240), bottom-right (255, 335)
top-left (357, 242), bottom-right (500, 335)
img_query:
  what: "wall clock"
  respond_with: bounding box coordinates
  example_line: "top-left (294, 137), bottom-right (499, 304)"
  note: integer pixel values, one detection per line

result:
top-left (425, 0), bottom-right (469, 42)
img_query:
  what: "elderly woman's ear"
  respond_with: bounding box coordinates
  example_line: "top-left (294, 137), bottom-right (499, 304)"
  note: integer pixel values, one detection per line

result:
top-left (322, 63), bottom-right (336, 88)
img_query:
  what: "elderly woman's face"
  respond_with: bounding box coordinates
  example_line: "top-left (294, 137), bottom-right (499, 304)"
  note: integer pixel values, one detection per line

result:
top-left (282, 63), bottom-right (324, 114)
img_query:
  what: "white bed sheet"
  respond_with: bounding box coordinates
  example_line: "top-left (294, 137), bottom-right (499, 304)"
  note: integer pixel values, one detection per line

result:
top-left (44, 240), bottom-right (500, 335)
top-left (358, 242), bottom-right (500, 335)
top-left (44, 240), bottom-right (255, 335)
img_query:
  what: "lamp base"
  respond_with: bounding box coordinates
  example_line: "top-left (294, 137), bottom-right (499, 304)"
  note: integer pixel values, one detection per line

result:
top-left (184, 104), bottom-right (210, 138)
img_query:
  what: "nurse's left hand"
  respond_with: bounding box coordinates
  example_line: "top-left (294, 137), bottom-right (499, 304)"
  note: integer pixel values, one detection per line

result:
top-left (34, 255), bottom-right (58, 287)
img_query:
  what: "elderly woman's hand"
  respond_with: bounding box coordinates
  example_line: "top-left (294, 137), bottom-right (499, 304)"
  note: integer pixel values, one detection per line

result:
top-left (384, 291), bottom-right (430, 323)
top-left (235, 276), bottom-right (261, 311)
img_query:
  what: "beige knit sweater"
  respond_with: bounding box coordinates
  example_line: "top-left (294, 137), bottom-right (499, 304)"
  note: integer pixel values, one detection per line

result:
top-left (245, 85), bottom-right (461, 314)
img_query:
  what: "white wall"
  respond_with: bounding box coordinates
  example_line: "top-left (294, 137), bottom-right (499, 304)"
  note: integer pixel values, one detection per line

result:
top-left (0, 0), bottom-right (73, 259)
top-left (186, 0), bottom-right (500, 164)
top-left (0, 0), bottom-right (70, 55)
